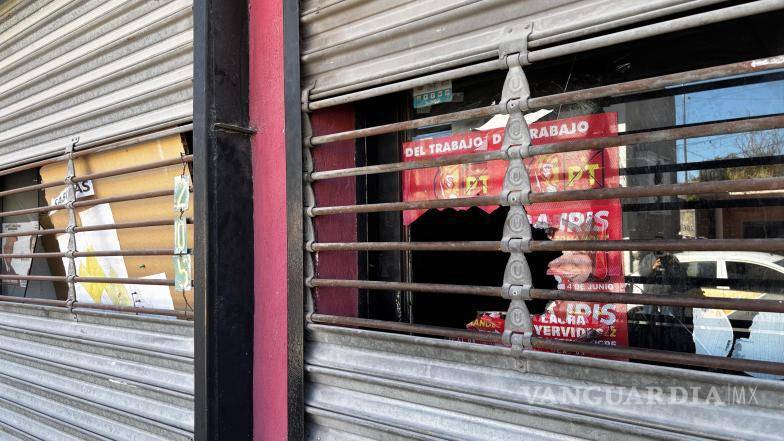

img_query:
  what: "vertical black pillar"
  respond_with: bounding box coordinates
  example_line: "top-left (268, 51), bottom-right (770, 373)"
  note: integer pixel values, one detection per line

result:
top-left (284, 0), bottom-right (305, 438)
top-left (193, 0), bottom-right (253, 439)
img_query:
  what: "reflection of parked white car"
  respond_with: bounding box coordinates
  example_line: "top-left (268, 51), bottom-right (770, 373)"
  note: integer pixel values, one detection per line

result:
top-left (632, 251), bottom-right (784, 321)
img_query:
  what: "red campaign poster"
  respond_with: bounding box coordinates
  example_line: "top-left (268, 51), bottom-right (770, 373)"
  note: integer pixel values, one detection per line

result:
top-left (402, 113), bottom-right (620, 224)
top-left (402, 128), bottom-right (507, 225)
top-left (528, 199), bottom-right (628, 348)
top-left (402, 113), bottom-right (628, 348)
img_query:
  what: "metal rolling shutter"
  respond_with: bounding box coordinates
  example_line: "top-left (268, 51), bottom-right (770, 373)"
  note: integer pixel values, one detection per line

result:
top-left (0, 2), bottom-right (195, 438)
top-left (0, 302), bottom-right (193, 440)
top-left (306, 325), bottom-right (783, 440)
top-left (0, 0), bottom-right (193, 167)
top-left (301, 0), bottom-right (731, 100)
top-left (300, 1), bottom-right (784, 439)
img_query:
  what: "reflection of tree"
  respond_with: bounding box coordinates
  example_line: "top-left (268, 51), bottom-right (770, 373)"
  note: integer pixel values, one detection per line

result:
top-left (695, 129), bottom-right (784, 182)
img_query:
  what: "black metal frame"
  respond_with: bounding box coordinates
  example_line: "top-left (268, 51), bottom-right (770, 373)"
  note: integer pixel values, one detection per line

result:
top-left (194, 0), bottom-right (254, 439)
top-left (285, 0), bottom-right (305, 438)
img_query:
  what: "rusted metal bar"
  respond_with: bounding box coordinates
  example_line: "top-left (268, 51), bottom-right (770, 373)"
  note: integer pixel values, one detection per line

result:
top-left (308, 60), bottom-right (505, 110)
top-left (74, 249), bottom-right (176, 257)
top-left (0, 249), bottom-right (177, 259)
top-left (0, 181), bottom-right (57, 199)
top-left (309, 56), bottom-right (784, 145)
top-left (530, 338), bottom-right (784, 376)
top-left (529, 238), bottom-right (784, 252)
top-left (309, 314), bottom-right (502, 343)
top-left (0, 156), bottom-right (193, 200)
top-left (73, 155), bottom-right (194, 183)
top-left (309, 314), bottom-right (784, 375)
top-left (311, 105), bottom-right (499, 145)
top-left (310, 278), bottom-right (503, 296)
top-left (310, 195), bottom-right (499, 216)
top-left (310, 241), bottom-right (501, 252)
top-left (0, 275), bottom-right (66, 282)
top-left (0, 219), bottom-right (187, 240)
top-left (0, 124), bottom-right (192, 179)
top-left (533, 176), bottom-right (784, 204)
top-left (0, 188), bottom-right (184, 219)
top-left (529, 289), bottom-right (784, 313)
top-left (526, 3), bottom-right (784, 64)
top-left (75, 276), bottom-right (175, 286)
top-left (75, 219), bottom-right (190, 233)
top-left (72, 189), bottom-right (180, 209)
top-left (70, 302), bottom-right (192, 319)
top-left (309, 278), bottom-right (784, 313)
top-left (310, 238), bottom-right (784, 253)
top-left (311, 150), bottom-right (505, 181)
top-left (310, 115), bottom-right (784, 181)
top-left (0, 294), bottom-right (191, 319)
top-left (310, 176), bottom-right (784, 216)
top-left (0, 274), bottom-right (175, 286)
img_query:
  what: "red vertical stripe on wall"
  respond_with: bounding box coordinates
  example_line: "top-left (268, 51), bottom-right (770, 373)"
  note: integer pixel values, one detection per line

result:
top-left (249, 0), bottom-right (286, 439)
top-left (311, 106), bottom-right (359, 317)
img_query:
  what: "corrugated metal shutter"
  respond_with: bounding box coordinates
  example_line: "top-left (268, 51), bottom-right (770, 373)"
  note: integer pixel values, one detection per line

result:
top-left (0, 3), bottom-right (195, 438)
top-left (300, 0), bottom-right (729, 100)
top-left (306, 325), bottom-right (784, 440)
top-left (300, 1), bottom-right (784, 439)
top-left (0, 0), bottom-right (193, 167)
top-left (0, 302), bottom-right (193, 440)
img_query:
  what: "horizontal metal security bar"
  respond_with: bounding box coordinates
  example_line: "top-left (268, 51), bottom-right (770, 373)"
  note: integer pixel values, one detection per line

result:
top-left (0, 155), bottom-right (193, 199)
top-left (530, 338), bottom-right (784, 376)
top-left (310, 278), bottom-right (784, 313)
top-left (310, 278), bottom-right (503, 297)
top-left (525, 0), bottom-right (784, 64)
top-left (0, 294), bottom-right (191, 319)
top-left (74, 155), bottom-right (193, 183)
top-left (0, 124), bottom-right (192, 178)
top-left (309, 114), bottom-right (784, 180)
top-left (309, 314), bottom-right (502, 343)
top-left (0, 188), bottom-right (186, 219)
top-left (310, 238), bottom-right (784, 253)
top-left (528, 289), bottom-right (784, 314)
top-left (0, 274), bottom-right (175, 286)
top-left (0, 249), bottom-right (177, 259)
top-left (309, 314), bottom-right (784, 375)
top-left (310, 241), bottom-right (501, 252)
top-left (308, 60), bottom-right (505, 110)
top-left (0, 219), bottom-right (189, 240)
top-left (310, 176), bottom-right (784, 216)
top-left (308, 55), bottom-right (784, 145)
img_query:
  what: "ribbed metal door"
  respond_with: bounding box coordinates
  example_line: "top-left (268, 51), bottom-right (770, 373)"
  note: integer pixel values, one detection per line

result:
top-left (0, 0), bottom-right (193, 166)
top-left (0, 2), bottom-right (195, 439)
top-left (0, 302), bottom-right (193, 440)
top-left (299, 1), bottom-right (784, 439)
top-left (300, 0), bottom-right (729, 100)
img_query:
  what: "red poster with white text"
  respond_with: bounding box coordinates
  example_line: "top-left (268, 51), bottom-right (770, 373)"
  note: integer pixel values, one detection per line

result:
top-left (402, 113), bottom-right (627, 348)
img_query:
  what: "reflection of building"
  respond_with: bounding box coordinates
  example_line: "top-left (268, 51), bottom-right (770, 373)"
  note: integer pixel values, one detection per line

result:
top-left (696, 192), bottom-right (784, 239)
top-left (609, 97), bottom-right (680, 240)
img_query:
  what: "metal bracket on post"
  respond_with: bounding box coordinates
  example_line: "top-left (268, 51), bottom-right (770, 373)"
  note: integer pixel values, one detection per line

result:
top-left (499, 57), bottom-right (534, 354)
top-left (64, 137), bottom-right (79, 315)
top-left (301, 84), bottom-right (317, 319)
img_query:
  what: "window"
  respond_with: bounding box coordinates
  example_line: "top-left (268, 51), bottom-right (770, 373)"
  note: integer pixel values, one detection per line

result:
top-left (680, 261), bottom-right (716, 279)
top-left (306, 10), bottom-right (784, 378)
top-left (727, 261), bottom-right (784, 294)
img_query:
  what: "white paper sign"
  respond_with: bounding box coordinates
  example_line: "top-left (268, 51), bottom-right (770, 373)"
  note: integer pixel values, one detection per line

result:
top-left (50, 180), bottom-right (95, 206)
